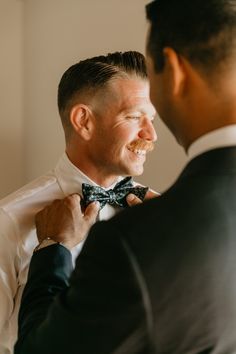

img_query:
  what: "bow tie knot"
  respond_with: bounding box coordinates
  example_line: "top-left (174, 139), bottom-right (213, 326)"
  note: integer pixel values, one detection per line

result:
top-left (107, 189), bottom-right (117, 203)
top-left (82, 177), bottom-right (148, 209)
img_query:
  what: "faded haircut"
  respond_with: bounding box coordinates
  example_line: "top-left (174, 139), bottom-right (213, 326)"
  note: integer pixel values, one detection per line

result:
top-left (57, 51), bottom-right (148, 136)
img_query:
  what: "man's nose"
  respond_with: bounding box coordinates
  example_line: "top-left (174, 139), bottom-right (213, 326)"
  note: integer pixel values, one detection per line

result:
top-left (138, 118), bottom-right (157, 142)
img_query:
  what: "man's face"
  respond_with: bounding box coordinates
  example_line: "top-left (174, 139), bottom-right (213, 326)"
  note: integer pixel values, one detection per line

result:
top-left (146, 53), bottom-right (178, 139)
top-left (146, 54), bottom-right (168, 123)
top-left (145, 26), bottom-right (177, 136)
top-left (88, 77), bottom-right (157, 182)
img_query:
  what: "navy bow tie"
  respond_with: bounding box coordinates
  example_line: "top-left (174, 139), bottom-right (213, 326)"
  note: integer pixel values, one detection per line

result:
top-left (82, 177), bottom-right (148, 209)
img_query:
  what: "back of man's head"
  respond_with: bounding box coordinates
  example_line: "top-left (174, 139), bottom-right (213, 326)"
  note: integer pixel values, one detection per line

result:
top-left (146, 0), bottom-right (236, 76)
top-left (58, 51), bottom-right (147, 138)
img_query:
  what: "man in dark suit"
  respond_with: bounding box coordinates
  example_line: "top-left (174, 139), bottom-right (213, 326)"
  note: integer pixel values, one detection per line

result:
top-left (15, 0), bottom-right (236, 353)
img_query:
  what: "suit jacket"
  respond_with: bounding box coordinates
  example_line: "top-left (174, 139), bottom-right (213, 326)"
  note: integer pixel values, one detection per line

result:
top-left (15, 147), bottom-right (236, 354)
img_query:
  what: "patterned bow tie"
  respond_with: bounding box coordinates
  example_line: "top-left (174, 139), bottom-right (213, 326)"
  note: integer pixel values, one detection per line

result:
top-left (82, 176), bottom-right (148, 209)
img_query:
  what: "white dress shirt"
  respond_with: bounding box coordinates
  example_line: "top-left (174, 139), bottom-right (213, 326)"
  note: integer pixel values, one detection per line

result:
top-left (187, 124), bottom-right (236, 161)
top-left (0, 153), bottom-right (140, 354)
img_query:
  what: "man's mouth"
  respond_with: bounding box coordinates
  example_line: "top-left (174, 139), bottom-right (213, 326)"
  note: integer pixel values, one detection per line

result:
top-left (127, 139), bottom-right (155, 156)
top-left (127, 147), bottom-right (147, 156)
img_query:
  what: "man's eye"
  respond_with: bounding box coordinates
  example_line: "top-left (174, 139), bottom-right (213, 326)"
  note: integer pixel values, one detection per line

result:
top-left (127, 116), bottom-right (140, 120)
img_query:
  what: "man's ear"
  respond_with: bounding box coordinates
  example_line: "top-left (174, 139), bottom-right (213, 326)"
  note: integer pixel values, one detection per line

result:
top-left (163, 47), bottom-right (186, 97)
top-left (69, 104), bottom-right (93, 140)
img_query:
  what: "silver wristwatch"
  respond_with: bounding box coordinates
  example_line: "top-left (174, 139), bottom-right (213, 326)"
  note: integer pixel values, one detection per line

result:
top-left (34, 237), bottom-right (59, 253)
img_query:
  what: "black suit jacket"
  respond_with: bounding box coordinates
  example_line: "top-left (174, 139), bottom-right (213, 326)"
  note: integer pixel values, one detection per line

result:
top-left (15, 147), bottom-right (236, 354)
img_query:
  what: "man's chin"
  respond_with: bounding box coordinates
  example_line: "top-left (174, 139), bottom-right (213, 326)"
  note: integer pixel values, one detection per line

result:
top-left (128, 165), bottom-right (144, 177)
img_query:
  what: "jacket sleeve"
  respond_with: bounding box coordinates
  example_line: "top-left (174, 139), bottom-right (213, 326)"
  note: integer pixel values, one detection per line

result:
top-left (15, 220), bottom-right (148, 354)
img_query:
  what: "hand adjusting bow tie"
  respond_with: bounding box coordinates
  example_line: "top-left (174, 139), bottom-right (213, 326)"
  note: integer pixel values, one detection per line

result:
top-left (82, 176), bottom-right (148, 209)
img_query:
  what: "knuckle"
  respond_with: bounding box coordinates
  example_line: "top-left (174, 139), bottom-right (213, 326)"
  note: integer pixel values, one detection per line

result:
top-left (71, 194), bottom-right (81, 203)
top-left (52, 199), bottom-right (61, 206)
top-left (67, 194), bottom-right (81, 209)
top-left (64, 195), bottom-right (73, 206)
top-left (35, 209), bottom-right (44, 221)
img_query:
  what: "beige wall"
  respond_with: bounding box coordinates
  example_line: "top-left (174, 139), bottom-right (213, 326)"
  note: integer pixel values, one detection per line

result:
top-left (0, 0), bottom-right (187, 198)
top-left (0, 0), bottom-right (24, 197)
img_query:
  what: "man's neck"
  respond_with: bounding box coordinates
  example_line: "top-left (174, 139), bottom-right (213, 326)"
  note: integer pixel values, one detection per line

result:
top-left (65, 151), bottom-right (121, 188)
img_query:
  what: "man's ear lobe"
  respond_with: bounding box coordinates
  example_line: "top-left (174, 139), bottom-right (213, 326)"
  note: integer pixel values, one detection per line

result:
top-left (163, 47), bottom-right (186, 96)
top-left (70, 104), bottom-right (93, 140)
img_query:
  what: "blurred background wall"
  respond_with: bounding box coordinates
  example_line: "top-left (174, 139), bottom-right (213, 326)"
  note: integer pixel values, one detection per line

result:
top-left (0, 0), bottom-right (24, 197)
top-left (0, 0), bottom-right (187, 199)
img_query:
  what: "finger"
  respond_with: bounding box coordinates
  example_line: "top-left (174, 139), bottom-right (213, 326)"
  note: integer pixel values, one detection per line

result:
top-left (35, 206), bottom-right (48, 226)
top-left (35, 208), bottom-right (48, 242)
top-left (63, 195), bottom-right (83, 216)
top-left (144, 189), bottom-right (159, 200)
top-left (84, 201), bottom-right (100, 224)
top-left (126, 193), bottom-right (142, 206)
top-left (64, 194), bottom-right (81, 208)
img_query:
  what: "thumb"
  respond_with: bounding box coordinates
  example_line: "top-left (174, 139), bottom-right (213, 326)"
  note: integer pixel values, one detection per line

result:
top-left (144, 190), bottom-right (159, 200)
top-left (84, 201), bottom-right (100, 224)
top-left (126, 193), bottom-right (142, 207)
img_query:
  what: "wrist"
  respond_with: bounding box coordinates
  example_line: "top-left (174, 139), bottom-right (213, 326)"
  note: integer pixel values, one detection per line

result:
top-left (34, 237), bottom-right (60, 253)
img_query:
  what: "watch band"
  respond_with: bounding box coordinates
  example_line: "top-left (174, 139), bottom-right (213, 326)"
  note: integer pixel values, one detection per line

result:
top-left (34, 237), bottom-right (59, 253)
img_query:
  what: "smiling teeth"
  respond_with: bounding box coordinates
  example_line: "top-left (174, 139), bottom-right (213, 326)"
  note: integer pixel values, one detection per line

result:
top-left (133, 149), bottom-right (146, 156)
top-left (127, 146), bottom-right (147, 155)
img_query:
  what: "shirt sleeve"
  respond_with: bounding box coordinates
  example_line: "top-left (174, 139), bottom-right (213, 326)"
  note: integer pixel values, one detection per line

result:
top-left (0, 208), bottom-right (19, 344)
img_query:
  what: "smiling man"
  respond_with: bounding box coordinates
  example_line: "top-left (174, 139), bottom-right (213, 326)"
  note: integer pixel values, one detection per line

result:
top-left (0, 51), bottom-right (157, 354)
top-left (64, 59), bottom-right (156, 186)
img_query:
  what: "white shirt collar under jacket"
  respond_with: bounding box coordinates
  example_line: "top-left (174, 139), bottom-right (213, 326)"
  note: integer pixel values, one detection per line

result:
top-left (187, 124), bottom-right (236, 161)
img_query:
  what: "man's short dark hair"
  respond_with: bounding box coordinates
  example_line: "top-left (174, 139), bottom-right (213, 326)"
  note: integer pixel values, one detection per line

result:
top-left (58, 51), bottom-right (147, 134)
top-left (146, 0), bottom-right (236, 75)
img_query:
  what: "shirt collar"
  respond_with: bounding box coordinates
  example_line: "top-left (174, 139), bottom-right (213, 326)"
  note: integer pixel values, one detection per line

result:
top-left (187, 124), bottom-right (236, 161)
top-left (54, 152), bottom-right (123, 196)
